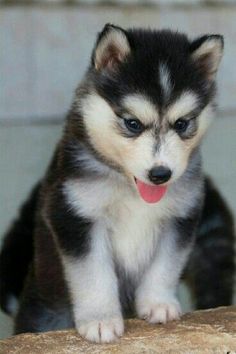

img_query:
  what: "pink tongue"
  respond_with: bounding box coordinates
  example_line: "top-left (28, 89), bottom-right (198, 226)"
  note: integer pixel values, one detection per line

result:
top-left (136, 179), bottom-right (167, 204)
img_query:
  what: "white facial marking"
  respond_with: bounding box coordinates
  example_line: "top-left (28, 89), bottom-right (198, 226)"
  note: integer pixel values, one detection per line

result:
top-left (80, 92), bottom-right (157, 179)
top-left (159, 63), bottom-right (172, 100)
top-left (122, 94), bottom-right (158, 125)
top-left (80, 92), bottom-right (123, 164)
top-left (167, 91), bottom-right (198, 123)
top-left (157, 103), bottom-right (214, 180)
top-left (81, 92), bottom-right (116, 131)
top-left (158, 130), bottom-right (188, 180)
top-left (196, 103), bottom-right (214, 139)
top-left (79, 89), bottom-right (213, 189)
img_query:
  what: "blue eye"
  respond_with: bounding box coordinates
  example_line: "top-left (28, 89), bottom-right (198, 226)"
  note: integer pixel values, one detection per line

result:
top-left (124, 118), bottom-right (144, 134)
top-left (174, 119), bottom-right (189, 133)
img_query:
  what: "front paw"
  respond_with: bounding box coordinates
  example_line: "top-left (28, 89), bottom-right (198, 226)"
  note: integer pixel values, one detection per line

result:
top-left (136, 296), bottom-right (181, 324)
top-left (76, 317), bottom-right (124, 343)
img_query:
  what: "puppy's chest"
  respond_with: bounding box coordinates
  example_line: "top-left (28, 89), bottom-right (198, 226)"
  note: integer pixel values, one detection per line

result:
top-left (63, 178), bottom-right (163, 273)
top-left (105, 198), bottom-right (162, 275)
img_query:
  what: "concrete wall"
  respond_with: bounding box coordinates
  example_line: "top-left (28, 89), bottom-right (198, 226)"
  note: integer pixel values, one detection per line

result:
top-left (1, 4), bottom-right (236, 121)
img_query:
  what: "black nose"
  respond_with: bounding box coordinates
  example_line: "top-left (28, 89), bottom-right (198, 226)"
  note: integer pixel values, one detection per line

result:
top-left (148, 166), bottom-right (172, 185)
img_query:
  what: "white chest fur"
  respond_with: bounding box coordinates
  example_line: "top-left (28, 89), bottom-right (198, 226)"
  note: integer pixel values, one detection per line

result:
top-left (107, 198), bottom-right (161, 275)
top-left (63, 174), bottom-right (197, 275)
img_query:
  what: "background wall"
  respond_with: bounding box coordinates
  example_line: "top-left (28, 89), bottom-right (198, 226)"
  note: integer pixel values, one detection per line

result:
top-left (1, 0), bottom-right (236, 339)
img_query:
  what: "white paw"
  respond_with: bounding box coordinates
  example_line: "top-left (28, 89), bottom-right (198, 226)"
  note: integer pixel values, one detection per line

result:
top-left (136, 298), bottom-right (181, 324)
top-left (77, 317), bottom-right (124, 343)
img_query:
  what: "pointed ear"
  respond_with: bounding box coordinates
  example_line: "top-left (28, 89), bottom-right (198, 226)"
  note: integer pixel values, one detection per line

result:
top-left (92, 24), bottom-right (131, 72)
top-left (190, 35), bottom-right (224, 81)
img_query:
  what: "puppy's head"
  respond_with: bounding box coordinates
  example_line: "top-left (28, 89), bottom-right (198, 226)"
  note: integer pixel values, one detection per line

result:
top-left (75, 25), bottom-right (223, 201)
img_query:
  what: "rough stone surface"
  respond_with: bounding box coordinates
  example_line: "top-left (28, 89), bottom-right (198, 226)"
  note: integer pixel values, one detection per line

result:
top-left (0, 306), bottom-right (236, 353)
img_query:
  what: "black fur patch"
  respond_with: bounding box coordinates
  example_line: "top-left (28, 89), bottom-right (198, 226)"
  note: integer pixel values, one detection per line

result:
top-left (48, 185), bottom-right (92, 258)
top-left (0, 183), bottom-right (40, 314)
top-left (185, 177), bottom-right (235, 309)
top-left (173, 205), bottom-right (202, 249)
top-left (92, 29), bottom-right (215, 115)
top-left (14, 268), bottom-right (73, 334)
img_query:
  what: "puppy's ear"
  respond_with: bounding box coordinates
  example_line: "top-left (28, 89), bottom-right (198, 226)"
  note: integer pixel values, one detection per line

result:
top-left (92, 23), bottom-right (131, 72)
top-left (190, 35), bottom-right (224, 81)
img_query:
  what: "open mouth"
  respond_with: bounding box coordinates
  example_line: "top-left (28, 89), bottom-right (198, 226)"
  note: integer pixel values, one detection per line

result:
top-left (134, 177), bottom-right (167, 204)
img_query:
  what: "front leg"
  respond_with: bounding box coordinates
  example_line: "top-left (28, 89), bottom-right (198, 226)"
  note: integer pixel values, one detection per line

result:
top-left (62, 221), bottom-right (123, 343)
top-left (135, 218), bottom-right (197, 324)
top-left (47, 188), bottom-right (123, 343)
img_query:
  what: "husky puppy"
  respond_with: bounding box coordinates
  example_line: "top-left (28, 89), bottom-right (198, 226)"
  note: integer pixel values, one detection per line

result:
top-left (1, 25), bottom-right (227, 342)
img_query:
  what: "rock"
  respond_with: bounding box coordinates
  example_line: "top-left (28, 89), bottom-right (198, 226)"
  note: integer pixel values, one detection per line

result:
top-left (0, 306), bottom-right (236, 354)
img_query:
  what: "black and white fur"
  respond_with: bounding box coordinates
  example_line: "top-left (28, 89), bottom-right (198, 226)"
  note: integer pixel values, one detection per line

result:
top-left (0, 25), bottom-right (232, 343)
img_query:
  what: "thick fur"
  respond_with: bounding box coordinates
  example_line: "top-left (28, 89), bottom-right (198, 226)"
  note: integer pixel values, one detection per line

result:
top-left (0, 177), bottom-right (234, 317)
top-left (186, 177), bottom-right (235, 309)
top-left (0, 26), bottom-right (232, 343)
top-left (0, 183), bottom-right (41, 315)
